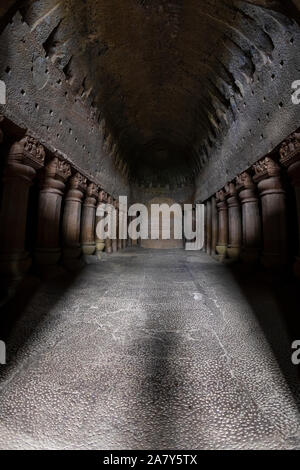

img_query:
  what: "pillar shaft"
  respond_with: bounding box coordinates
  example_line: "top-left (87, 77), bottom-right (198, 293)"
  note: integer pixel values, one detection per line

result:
top-left (81, 183), bottom-right (99, 256)
top-left (211, 196), bottom-right (218, 255)
top-left (95, 191), bottom-right (107, 259)
top-left (206, 200), bottom-right (212, 255)
top-left (216, 190), bottom-right (228, 260)
top-left (236, 172), bottom-right (261, 264)
top-left (105, 196), bottom-right (113, 254)
top-left (225, 182), bottom-right (242, 260)
top-left (0, 136), bottom-right (45, 281)
top-left (36, 158), bottom-right (71, 266)
top-left (62, 172), bottom-right (87, 265)
top-left (253, 157), bottom-right (287, 269)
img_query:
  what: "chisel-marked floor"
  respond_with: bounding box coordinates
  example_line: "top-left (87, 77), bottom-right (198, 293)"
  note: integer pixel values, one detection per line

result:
top-left (0, 249), bottom-right (300, 449)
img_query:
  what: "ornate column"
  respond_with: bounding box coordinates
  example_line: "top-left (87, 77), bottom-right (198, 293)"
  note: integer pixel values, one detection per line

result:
top-left (62, 172), bottom-right (87, 268)
top-left (236, 172), bottom-right (262, 264)
top-left (95, 191), bottom-right (107, 259)
top-left (105, 196), bottom-right (113, 254)
top-left (205, 199), bottom-right (212, 255)
top-left (112, 200), bottom-right (119, 253)
top-left (253, 157), bottom-right (287, 269)
top-left (211, 196), bottom-right (218, 255)
top-left (0, 136), bottom-right (45, 282)
top-left (216, 190), bottom-right (228, 261)
top-left (36, 157), bottom-right (71, 268)
top-left (224, 182), bottom-right (242, 260)
top-left (81, 183), bottom-right (99, 256)
top-left (280, 132), bottom-right (300, 277)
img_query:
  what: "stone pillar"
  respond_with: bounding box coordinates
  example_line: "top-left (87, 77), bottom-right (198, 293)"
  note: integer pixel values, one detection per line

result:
top-left (280, 133), bottom-right (300, 278)
top-left (62, 172), bottom-right (87, 268)
top-left (253, 157), bottom-right (287, 269)
top-left (205, 199), bottom-right (212, 255)
top-left (211, 196), bottom-right (218, 255)
top-left (81, 183), bottom-right (99, 256)
top-left (95, 191), bottom-right (107, 259)
top-left (236, 172), bottom-right (262, 264)
top-left (105, 196), bottom-right (113, 254)
top-left (216, 190), bottom-right (228, 261)
top-left (118, 202), bottom-right (127, 250)
top-left (0, 136), bottom-right (45, 283)
top-left (121, 206), bottom-right (127, 250)
top-left (224, 182), bottom-right (242, 260)
top-left (112, 200), bottom-right (119, 253)
top-left (36, 157), bottom-right (71, 268)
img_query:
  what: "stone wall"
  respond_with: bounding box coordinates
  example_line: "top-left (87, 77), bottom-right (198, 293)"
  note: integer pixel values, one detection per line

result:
top-left (0, 12), bottom-right (129, 198)
top-left (195, 6), bottom-right (300, 202)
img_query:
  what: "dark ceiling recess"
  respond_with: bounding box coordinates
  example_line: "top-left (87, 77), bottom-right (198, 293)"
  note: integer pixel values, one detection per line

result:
top-left (1, 0), bottom-right (300, 187)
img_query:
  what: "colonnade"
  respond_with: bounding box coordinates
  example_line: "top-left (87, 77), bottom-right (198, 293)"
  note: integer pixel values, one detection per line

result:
top-left (0, 131), bottom-right (128, 290)
top-left (203, 131), bottom-right (300, 279)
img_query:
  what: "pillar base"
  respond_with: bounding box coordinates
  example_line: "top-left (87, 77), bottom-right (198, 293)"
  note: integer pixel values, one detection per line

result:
top-left (0, 251), bottom-right (32, 282)
top-left (216, 245), bottom-right (227, 261)
top-left (96, 241), bottom-right (105, 259)
top-left (63, 246), bottom-right (84, 271)
top-left (227, 246), bottom-right (241, 260)
top-left (82, 243), bottom-right (96, 256)
top-left (35, 248), bottom-right (61, 266)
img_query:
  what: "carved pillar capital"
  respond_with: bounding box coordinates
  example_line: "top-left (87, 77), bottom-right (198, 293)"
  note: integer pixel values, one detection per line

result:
top-left (98, 190), bottom-right (107, 204)
top-left (8, 135), bottom-right (45, 170)
top-left (280, 132), bottom-right (300, 167)
top-left (216, 189), bottom-right (227, 209)
top-left (45, 157), bottom-right (71, 181)
top-left (69, 172), bottom-right (87, 193)
top-left (280, 132), bottom-right (300, 186)
top-left (236, 172), bottom-right (255, 191)
top-left (253, 156), bottom-right (281, 183)
top-left (107, 195), bottom-right (113, 206)
top-left (85, 183), bottom-right (99, 204)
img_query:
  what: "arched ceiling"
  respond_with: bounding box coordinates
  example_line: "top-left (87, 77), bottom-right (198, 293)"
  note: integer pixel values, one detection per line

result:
top-left (1, 0), bottom-right (300, 187)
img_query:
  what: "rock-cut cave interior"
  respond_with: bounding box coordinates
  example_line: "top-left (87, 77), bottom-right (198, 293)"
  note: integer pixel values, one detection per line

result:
top-left (1, 0), bottom-right (300, 451)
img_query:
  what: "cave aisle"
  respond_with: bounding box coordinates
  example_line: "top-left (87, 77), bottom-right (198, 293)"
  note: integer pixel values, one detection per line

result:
top-left (0, 249), bottom-right (299, 450)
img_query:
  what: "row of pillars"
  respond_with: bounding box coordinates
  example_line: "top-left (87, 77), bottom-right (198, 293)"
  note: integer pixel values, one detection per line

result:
top-left (202, 131), bottom-right (300, 278)
top-left (0, 131), bottom-right (130, 288)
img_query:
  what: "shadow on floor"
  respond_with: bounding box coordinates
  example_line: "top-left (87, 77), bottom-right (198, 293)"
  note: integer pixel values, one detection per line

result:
top-left (229, 262), bottom-right (300, 411)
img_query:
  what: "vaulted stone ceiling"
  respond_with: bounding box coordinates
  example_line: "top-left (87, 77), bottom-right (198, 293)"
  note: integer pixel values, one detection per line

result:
top-left (1, 0), bottom-right (300, 188)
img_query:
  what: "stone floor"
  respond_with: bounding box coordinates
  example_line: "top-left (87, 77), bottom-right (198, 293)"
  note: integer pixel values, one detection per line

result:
top-left (0, 248), bottom-right (300, 450)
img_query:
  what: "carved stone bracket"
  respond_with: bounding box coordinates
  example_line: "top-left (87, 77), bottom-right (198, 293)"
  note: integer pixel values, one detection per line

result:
top-left (69, 172), bottom-right (87, 192)
top-left (253, 156), bottom-right (280, 183)
top-left (8, 136), bottom-right (45, 170)
top-left (280, 132), bottom-right (300, 167)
